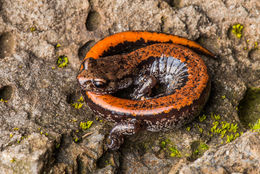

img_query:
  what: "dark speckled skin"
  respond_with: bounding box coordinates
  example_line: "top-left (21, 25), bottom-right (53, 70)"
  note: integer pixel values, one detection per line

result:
top-left (77, 31), bottom-right (214, 150)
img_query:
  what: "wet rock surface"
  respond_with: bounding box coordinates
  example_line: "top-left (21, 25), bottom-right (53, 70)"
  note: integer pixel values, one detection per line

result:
top-left (0, 0), bottom-right (259, 173)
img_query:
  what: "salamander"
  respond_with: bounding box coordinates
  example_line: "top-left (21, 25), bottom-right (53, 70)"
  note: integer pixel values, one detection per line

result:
top-left (77, 31), bottom-right (214, 150)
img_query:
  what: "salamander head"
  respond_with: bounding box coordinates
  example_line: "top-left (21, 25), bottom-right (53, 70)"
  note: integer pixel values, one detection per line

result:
top-left (77, 58), bottom-right (115, 94)
top-left (77, 57), bottom-right (133, 94)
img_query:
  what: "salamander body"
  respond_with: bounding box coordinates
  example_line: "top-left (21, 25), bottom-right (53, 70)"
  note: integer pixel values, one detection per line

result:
top-left (77, 31), bottom-right (213, 150)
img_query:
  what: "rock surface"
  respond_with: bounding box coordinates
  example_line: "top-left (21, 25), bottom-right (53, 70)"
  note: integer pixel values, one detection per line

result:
top-left (0, 133), bottom-right (57, 174)
top-left (179, 132), bottom-right (260, 174)
top-left (0, 0), bottom-right (259, 173)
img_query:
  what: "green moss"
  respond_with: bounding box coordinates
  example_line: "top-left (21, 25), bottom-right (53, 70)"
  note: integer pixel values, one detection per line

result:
top-left (0, 98), bottom-right (8, 102)
top-left (57, 55), bottom-right (69, 68)
top-left (56, 43), bottom-right (61, 48)
top-left (160, 141), bottom-right (166, 148)
top-left (95, 117), bottom-right (104, 123)
top-left (190, 141), bottom-right (209, 160)
top-left (211, 121), bottom-right (219, 133)
top-left (30, 27), bottom-right (36, 32)
top-left (80, 121), bottom-right (93, 130)
top-left (234, 133), bottom-right (240, 139)
top-left (160, 139), bottom-right (182, 158)
top-left (166, 139), bottom-right (171, 144)
top-left (197, 125), bottom-right (203, 133)
top-left (72, 96), bottom-right (84, 109)
top-left (226, 134), bottom-right (234, 143)
top-left (229, 123), bottom-right (238, 133)
top-left (169, 146), bottom-right (181, 157)
top-left (199, 114), bottom-right (207, 122)
top-left (74, 137), bottom-right (79, 142)
top-left (221, 122), bottom-right (230, 130)
top-left (55, 143), bottom-right (60, 149)
top-left (186, 126), bottom-right (191, 131)
top-left (78, 96), bottom-right (84, 102)
top-left (209, 117), bottom-right (241, 143)
top-left (214, 114), bottom-right (221, 120)
top-left (72, 102), bottom-right (83, 109)
top-left (249, 118), bottom-right (260, 132)
top-left (231, 24), bottom-right (244, 38)
top-left (10, 158), bottom-right (16, 163)
top-left (199, 143), bottom-right (209, 151)
top-left (105, 160), bottom-right (111, 166)
top-left (220, 129), bottom-right (227, 138)
top-left (210, 113), bottom-right (221, 120)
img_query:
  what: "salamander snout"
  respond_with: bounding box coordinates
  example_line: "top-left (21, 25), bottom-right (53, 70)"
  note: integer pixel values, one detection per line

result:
top-left (78, 76), bottom-right (86, 86)
top-left (77, 75), bottom-right (89, 91)
top-left (77, 70), bottom-right (110, 93)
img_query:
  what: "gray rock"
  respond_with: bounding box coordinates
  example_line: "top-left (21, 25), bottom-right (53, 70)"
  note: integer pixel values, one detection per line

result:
top-left (179, 132), bottom-right (260, 174)
top-left (0, 133), bottom-right (58, 174)
top-left (0, 0), bottom-right (259, 173)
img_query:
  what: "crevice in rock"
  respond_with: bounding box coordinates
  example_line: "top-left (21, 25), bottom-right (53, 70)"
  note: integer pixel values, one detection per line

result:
top-left (96, 150), bottom-right (120, 170)
top-left (161, 0), bottom-right (182, 8)
top-left (238, 87), bottom-right (260, 128)
top-left (66, 92), bottom-right (77, 104)
top-left (162, 0), bottom-right (171, 7)
top-left (248, 48), bottom-right (260, 61)
top-left (0, 85), bottom-right (13, 100)
top-left (0, 0), bottom-right (2, 12)
top-left (78, 40), bottom-right (95, 60)
top-left (76, 155), bottom-right (84, 174)
top-left (88, 0), bottom-right (94, 8)
top-left (0, 32), bottom-right (15, 59)
top-left (50, 134), bottom-right (74, 170)
top-left (86, 11), bottom-right (101, 31)
top-left (160, 16), bottom-right (166, 32)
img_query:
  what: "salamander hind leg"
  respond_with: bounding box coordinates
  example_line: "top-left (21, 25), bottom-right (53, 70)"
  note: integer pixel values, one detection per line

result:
top-left (108, 119), bottom-right (140, 150)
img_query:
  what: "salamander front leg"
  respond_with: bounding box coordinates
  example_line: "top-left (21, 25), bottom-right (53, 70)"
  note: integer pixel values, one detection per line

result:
top-left (108, 119), bottom-right (140, 150)
top-left (131, 75), bottom-right (157, 100)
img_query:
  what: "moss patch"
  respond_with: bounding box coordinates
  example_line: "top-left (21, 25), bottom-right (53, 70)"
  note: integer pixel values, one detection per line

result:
top-left (249, 118), bottom-right (260, 132)
top-left (238, 87), bottom-right (260, 128)
top-left (160, 139), bottom-right (182, 158)
top-left (190, 112), bottom-right (243, 145)
top-left (80, 121), bottom-right (93, 130)
top-left (71, 96), bottom-right (84, 109)
top-left (231, 24), bottom-right (244, 38)
top-left (57, 55), bottom-right (69, 68)
top-left (189, 141), bottom-right (209, 161)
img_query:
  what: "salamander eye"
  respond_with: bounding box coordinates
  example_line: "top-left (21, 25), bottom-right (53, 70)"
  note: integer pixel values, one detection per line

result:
top-left (92, 79), bottom-right (107, 88)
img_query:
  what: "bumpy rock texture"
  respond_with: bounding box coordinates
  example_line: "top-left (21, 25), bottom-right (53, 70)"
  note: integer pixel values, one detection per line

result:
top-left (0, 0), bottom-right (259, 173)
top-left (179, 132), bottom-right (260, 174)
